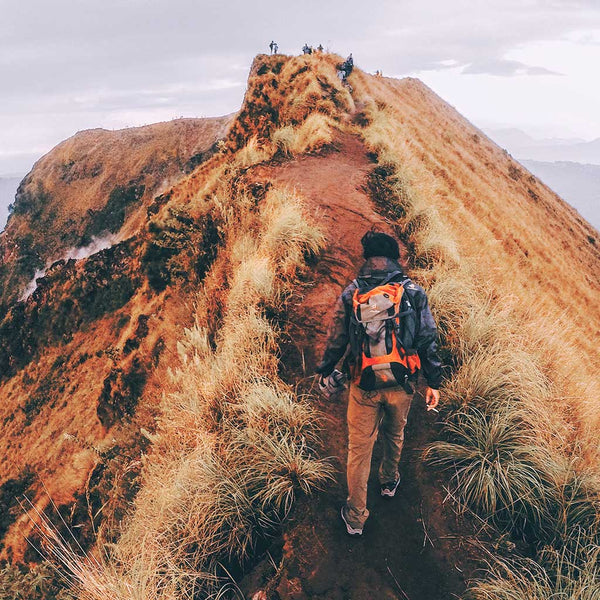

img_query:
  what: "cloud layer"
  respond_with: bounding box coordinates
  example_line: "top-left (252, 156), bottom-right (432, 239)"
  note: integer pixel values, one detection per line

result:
top-left (2, 0), bottom-right (600, 173)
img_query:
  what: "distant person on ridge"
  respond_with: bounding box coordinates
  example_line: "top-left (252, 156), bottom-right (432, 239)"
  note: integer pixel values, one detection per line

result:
top-left (317, 43), bottom-right (324, 52)
top-left (337, 53), bottom-right (354, 87)
top-left (316, 231), bottom-right (442, 536)
top-left (269, 40), bottom-right (278, 54)
top-left (302, 43), bottom-right (312, 55)
top-left (344, 53), bottom-right (354, 75)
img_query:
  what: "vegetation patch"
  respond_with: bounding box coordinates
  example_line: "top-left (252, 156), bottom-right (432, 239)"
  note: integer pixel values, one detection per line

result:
top-left (0, 241), bottom-right (140, 379)
top-left (0, 468), bottom-right (35, 545)
top-left (81, 182), bottom-right (145, 243)
top-left (96, 357), bottom-right (149, 428)
top-left (21, 358), bottom-right (68, 425)
top-left (49, 148), bottom-right (331, 599)
top-left (0, 562), bottom-right (74, 600)
top-left (142, 208), bottom-right (221, 292)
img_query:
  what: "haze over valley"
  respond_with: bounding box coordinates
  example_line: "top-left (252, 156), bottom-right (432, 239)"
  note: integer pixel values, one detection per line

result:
top-left (0, 177), bottom-right (22, 231)
top-left (486, 128), bottom-right (600, 230)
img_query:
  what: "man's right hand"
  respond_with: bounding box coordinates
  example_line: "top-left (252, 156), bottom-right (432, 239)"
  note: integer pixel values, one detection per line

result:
top-left (318, 370), bottom-right (347, 398)
top-left (425, 387), bottom-right (440, 410)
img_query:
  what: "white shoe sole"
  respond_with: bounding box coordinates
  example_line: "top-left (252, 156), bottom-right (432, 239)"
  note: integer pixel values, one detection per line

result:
top-left (381, 480), bottom-right (400, 497)
top-left (340, 507), bottom-right (363, 536)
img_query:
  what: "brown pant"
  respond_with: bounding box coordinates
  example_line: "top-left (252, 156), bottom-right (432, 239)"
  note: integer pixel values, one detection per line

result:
top-left (345, 383), bottom-right (413, 528)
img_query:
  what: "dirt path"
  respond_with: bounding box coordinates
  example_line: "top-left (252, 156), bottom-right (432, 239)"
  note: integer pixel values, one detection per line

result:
top-left (246, 134), bottom-right (471, 599)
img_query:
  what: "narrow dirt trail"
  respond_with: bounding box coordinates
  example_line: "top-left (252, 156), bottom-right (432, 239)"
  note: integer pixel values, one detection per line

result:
top-left (248, 134), bottom-right (470, 599)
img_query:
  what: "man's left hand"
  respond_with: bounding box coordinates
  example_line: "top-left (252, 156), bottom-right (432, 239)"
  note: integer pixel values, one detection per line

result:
top-left (425, 387), bottom-right (440, 410)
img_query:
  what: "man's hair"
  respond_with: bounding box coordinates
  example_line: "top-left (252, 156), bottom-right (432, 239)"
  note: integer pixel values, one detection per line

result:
top-left (361, 230), bottom-right (400, 260)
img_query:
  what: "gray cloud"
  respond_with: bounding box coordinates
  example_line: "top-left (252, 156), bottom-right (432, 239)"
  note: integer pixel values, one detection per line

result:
top-left (462, 59), bottom-right (563, 77)
top-left (359, 0), bottom-right (600, 76)
top-left (1, 0), bottom-right (600, 174)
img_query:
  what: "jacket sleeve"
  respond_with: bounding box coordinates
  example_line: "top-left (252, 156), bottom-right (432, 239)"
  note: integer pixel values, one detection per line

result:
top-left (414, 290), bottom-right (443, 389)
top-left (316, 292), bottom-right (350, 376)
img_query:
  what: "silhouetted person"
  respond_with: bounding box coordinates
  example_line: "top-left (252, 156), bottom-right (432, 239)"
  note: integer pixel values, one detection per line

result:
top-left (269, 40), bottom-right (278, 55)
top-left (302, 43), bottom-right (312, 55)
top-left (337, 53), bottom-right (354, 87)
top-left (317, 43), bottom-right (324, 52)
top-left (344, 53), bottom-right (354, 75)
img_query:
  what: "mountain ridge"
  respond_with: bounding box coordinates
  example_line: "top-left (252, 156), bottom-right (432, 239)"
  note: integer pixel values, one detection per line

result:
top-left (0, 53), bottom-right (598, 599)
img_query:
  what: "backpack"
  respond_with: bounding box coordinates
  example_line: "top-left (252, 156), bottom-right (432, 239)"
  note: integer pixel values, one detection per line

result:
top-left (350, 272), bottom-right (421, 391)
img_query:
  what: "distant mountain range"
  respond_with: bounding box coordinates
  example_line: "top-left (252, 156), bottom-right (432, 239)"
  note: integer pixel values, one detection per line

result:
top-left (485, 128), bottom-right (600, 165)
top-left (485, 128), bottom-right (600, 231)
top-left (521, 160), bottom-right (600, 231)
top-left (0, 176), bottom-right (21, 231)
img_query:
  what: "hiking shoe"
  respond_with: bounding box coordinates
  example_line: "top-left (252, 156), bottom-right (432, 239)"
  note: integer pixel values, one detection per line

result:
top-left (380, 478), bottom-right (401, 498)
top-left (340, 506), bottom-right (363, 536)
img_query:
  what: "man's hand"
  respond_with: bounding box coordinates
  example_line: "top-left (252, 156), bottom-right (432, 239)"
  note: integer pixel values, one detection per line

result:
top-left (317, 370), bottom-right (347, 399)
top-left (425, 388), bottom-right (440, 411)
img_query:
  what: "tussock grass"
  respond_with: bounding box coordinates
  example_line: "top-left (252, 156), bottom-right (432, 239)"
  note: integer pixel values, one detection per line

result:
top-left (467, 542), bottom-right (600, 600)
top-left (260, 188), bottom-right (325, 277)
top-left (235, 137), bottom-right (272, 168)
top-left (52, 141), bottom-right (331, 599)
top-left (441, 342), bottom-right (553, 410)
top-left (272, 114), bottom-right (335, 157)
top-left (271, 126), bottom-right (295, 155)
top-left (239, 381), bottom-right (320, 444)
top-left (543, 458), bottom-right (600, 550)
top-left (361, 109), bottom-right (460, 269)
top-left (425, 405), bottom-right (553, 535)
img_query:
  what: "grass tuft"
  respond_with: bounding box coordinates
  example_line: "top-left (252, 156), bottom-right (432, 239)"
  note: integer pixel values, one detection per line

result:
top-left (424, 405), bottom-right (553, 536)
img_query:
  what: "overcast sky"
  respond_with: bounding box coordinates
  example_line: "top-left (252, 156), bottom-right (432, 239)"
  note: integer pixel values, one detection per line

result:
top-left (2, 0), bottom-right (600, 175)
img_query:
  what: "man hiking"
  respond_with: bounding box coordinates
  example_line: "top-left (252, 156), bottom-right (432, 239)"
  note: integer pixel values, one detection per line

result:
top-left (316, 231), bottom-right (442, 536)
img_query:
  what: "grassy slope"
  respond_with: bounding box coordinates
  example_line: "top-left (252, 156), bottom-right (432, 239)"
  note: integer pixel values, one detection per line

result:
top-left (347, 69), bottom-right (599, 596)
top-left (0, 116), bottom-right (233, 306)
top-left (351, 72), bottom-right (600, 445)
top-left (0, 117), bottom-right (234, 562)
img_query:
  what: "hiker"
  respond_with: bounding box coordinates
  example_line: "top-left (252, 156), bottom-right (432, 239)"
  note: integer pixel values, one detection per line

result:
top-left (302, 43), bottom-right (312, 55)
top-left (343, 53), bottom-right (354, 76)
top-left (316, 231), bottom-right (442, 536)
top-left (269, 40), bottom-right (278, 54)
top-left (337, 53), bottom-right (354, 87)
top-left (317, 43), bottom-right (324, 53)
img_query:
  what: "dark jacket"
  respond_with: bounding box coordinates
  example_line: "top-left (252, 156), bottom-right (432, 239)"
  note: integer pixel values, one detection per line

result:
top-left (316, 256), bottom-right (443, 389)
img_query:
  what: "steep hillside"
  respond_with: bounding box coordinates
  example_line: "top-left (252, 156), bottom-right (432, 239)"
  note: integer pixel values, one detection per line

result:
top-left (349, 70), bottom-right (600, 436)
top-left (0, 115), bottom-right (233, 564)
top-left (522, 160), bottom-right (600, 230)
top-left (0, 116), bottom-right (233, 307)
top-left (0, 53), bottom-right (598, 600)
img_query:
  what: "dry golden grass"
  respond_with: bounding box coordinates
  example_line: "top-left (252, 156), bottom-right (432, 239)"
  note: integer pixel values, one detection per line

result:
top-left (353, 75), bottom-right (599, 437)
top-left (226, 53), bottom-right (353, 152)
top-left (354, 79), bottom-right (599, 449)
top-left (354, 79), bottom-right (599, 594)
top-left (271, 114), bottom-right (335, 156)
top-left (1, 116), bottom-right (235, 304)
top-left (9, 53), bottom-right (598, 597)
top-left (52, 144), bottom-right (332, 599)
